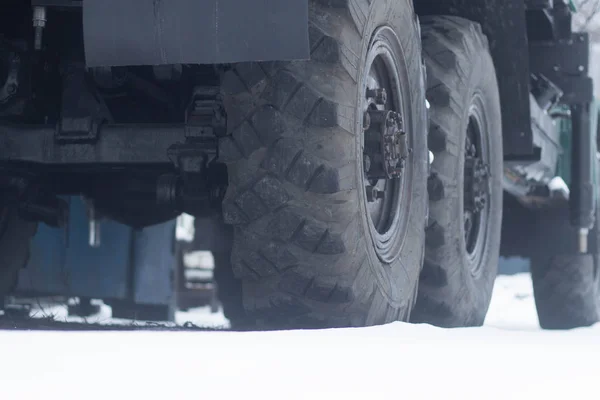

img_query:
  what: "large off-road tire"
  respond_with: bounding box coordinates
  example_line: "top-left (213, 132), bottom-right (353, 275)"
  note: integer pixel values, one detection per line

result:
top-left (0, 209), bottom-right (37, 298)
top-left (514, 201), bottom-right (600, 330)
top-left (410, 16), bottom-right (503, 327)
top-left (533, 253), bottom-right (599, 329)
top-left (219, 0), bottom-right (428, 328)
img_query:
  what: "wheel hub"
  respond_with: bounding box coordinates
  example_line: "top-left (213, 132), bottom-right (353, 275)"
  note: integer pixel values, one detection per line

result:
top-left (359, 26), bottom-right (414, 263)
top-left (464, 136), bottom-right (490, 215)
top-left (463, 114), bottom-right (490, 259)
top-left (363, 108), bottom-right (409, 182)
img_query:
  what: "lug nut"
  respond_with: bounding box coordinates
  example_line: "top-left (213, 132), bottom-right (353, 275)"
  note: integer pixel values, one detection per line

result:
top-left (366, 88), bottom-right (387, 105)
top-left (366, 185), bottom-right (385, 202)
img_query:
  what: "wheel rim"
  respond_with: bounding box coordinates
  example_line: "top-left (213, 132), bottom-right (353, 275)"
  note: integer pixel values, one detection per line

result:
top-left (360, 27), bottom-right (412, 264)
top-left (463, 94), bottom-right (491, 275)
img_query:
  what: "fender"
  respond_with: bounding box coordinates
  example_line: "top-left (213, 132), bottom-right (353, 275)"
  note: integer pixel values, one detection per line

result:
top-left (83, 0), bottom-right (309, 67)
top-left (415, 0), bottom-right (533, 158)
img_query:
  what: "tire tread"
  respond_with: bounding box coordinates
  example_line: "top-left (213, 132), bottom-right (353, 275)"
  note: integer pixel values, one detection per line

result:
top-left (221, 0), bottom-right (425, 328)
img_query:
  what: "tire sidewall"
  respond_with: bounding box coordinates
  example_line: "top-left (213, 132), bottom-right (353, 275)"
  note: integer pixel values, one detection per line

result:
top-left (453, 47), bottom-right (503, 318)
top-left (354, 1), bottom-right (428, 307)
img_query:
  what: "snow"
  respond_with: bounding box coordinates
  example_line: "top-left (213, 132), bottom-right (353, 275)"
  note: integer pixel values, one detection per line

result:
top-left (1, 273), bottom-right (600, 400)
top-left (484, 273), bottom-right (542, 331)
top-left (175, 213), bottom-right (195, 243)
top-left (183, 250), bottom-right (215, 270)
top-left (26, 300), bottom-right (230, 330)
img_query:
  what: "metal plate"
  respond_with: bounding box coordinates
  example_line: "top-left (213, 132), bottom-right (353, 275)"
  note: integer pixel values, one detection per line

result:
top-left (415, 0), bottom-right (534, 158)
top-left (83, 0), bottom-right (309, 67)
top-left (17, 197), bottom-right (131, 299)
top-left (132, 222), bottom-right (176, 306)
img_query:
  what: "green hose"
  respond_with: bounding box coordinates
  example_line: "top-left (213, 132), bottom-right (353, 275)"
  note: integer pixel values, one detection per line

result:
top-left (569, 0), bottom-right (577, 13)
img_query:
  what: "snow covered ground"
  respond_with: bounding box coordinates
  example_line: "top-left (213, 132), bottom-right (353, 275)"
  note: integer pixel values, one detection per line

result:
top-left (484, 273), bottom-right (542, 331)
top-left (1, 273), bottom-right (599, 400)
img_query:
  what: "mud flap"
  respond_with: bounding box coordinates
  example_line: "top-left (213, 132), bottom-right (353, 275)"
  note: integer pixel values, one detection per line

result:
top-left (83, 0), bottom-right (309, 67)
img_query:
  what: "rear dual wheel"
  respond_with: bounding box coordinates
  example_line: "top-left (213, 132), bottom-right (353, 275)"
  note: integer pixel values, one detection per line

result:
top-left (219, 0), bottom-right (428, 328)
top-left (411, 16), bottom-right (503, 327)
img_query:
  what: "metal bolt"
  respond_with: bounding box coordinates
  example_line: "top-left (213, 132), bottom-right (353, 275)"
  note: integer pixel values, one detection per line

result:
top-left (386, 117), bottom-right (395, 128)
top-left (366, 88), bottom-right (387, 105)
top-left (578, 65), bottom-right (585, 72)
top-left (366, 186), bottom-right (384, 202)
top-left (6, 84), bottom-right (16, 95)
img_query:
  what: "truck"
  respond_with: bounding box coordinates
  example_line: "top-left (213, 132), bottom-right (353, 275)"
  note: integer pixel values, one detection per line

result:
top-left (0, 0), bottom-right (597, 330)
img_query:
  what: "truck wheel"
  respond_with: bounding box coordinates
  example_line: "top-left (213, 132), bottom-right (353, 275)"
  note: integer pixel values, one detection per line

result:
top-left (528, 205), bottom-right (600, 329)
top-left (533, 254), bottom-right (599, 329)
top-left (410, 16), bottom-right (503, 327)
top-left (0, 209), bottom-right (36, 297)
top-left (219, 0), bottom-right (428, 328)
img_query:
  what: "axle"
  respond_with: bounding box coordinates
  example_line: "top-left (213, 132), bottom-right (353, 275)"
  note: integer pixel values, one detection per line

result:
top-left (0, 122), bottom-right (216, 167)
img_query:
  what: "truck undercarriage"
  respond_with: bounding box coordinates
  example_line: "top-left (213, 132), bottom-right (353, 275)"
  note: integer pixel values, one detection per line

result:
top-left (1, 0), bottom-right (598, 330)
